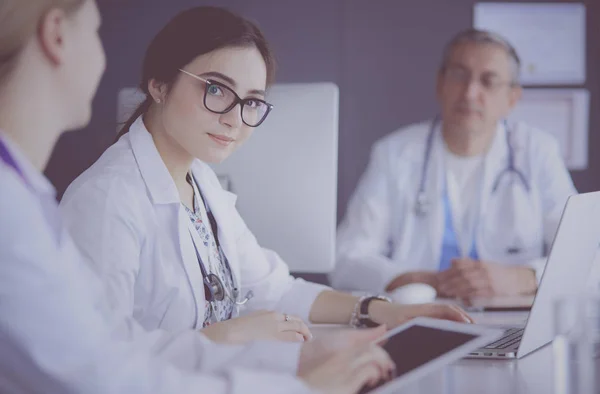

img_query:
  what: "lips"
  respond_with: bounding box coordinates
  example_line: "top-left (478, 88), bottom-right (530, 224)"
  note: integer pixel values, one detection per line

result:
top-left (455, 103), bottom-right (482, 114)
top-left (208, 133), bottom-right (235, 147)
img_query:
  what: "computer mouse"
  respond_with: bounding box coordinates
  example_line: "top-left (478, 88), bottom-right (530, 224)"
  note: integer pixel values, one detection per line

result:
top-left (390, 283), bottom-right (437, 304)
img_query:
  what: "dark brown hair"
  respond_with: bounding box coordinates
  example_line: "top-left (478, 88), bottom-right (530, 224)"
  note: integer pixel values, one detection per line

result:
top-left (117, 6), bottom-right (276, 139)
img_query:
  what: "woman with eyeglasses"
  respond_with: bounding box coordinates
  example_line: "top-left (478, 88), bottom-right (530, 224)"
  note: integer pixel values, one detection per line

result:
top-left (0, 0), bottom-right (400, 392)
top-left (60, 6), bottom-right (472, 345)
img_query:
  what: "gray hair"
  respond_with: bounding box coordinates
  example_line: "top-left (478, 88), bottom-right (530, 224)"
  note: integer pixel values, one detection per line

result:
top-left (439, 28), bottom-right (521, 85)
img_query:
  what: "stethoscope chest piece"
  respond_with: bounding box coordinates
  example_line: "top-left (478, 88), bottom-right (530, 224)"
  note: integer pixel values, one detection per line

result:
top-left (204, 273), bottom-right (226, 302)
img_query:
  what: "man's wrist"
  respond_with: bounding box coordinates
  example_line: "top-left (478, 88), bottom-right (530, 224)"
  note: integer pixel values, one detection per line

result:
top-left (386, 272), bottom-right (416, 291)
top-left (414, 272), bottom-right (438, 288)
top-left (519, 267), bottom-right (538, 294)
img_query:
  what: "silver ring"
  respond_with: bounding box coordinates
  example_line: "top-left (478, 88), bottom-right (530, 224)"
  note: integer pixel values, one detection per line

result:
top-left (284, 314), bottom-right (291, 322)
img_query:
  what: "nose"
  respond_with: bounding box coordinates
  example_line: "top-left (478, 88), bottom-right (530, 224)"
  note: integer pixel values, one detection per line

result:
top-left (219, 103), bottom-right (244, 129)
top-left (463, 78), bottom-right (482, 101)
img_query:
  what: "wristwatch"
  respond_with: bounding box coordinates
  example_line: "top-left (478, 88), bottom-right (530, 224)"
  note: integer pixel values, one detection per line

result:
top-left (350, 295), bottom-right (392, 328)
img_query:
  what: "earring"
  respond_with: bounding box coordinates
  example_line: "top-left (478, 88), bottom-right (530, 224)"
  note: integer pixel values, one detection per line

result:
top-left (155, 98), bottom-right (161, 104)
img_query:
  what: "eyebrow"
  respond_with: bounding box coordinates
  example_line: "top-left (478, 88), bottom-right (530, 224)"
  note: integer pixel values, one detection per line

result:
top-left (199, 71), bottom-right (266, 97)
top-left (447, 63), bottom-right (502, 78)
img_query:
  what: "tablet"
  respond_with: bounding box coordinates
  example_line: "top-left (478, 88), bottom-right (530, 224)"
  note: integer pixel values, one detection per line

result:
top-left (360, 317), bottom-right (503, 394)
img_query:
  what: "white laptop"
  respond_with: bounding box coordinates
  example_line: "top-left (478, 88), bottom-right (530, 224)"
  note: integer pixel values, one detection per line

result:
top-left (468, 191), bottom-right (600, 359)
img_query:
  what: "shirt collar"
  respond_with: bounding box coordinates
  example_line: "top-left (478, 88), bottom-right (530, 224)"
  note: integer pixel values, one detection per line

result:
top-left (0, 131), bottom-right (57, 199)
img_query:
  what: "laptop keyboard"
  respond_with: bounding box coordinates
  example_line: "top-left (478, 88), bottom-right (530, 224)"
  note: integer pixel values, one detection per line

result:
top-left (482, 328), bottom-right (525, 350)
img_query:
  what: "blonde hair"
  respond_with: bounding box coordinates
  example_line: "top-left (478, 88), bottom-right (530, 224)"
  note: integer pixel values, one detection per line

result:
top-left (0, 0), bottom-right (85, 84)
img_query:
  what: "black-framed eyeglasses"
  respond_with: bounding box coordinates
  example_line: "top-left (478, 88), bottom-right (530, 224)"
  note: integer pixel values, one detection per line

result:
top-left (443, 66), bottom-right (517, 93)
top-left (179, 69), bottom-right (274, 127)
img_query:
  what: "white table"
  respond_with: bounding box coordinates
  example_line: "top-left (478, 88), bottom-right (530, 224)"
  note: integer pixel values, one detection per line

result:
top-left (311, 310), bottom-right (572, 394)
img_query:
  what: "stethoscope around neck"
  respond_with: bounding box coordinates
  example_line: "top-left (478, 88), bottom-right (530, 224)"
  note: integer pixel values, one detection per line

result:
top-left (414, 115), bottom-right (531, 217)
top-left (186, 173), bottom-right (253, 306)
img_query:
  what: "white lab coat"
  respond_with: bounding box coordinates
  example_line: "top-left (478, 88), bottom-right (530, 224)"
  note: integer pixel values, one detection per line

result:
top-left (0, 133), bottom-right (312, 393)
top-left (60, 116), bottom-right (328, 334)
top-left (332, 120), bottom-right (577, 292)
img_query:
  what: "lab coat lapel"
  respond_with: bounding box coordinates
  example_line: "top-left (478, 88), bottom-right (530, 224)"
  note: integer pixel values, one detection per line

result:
top-left (128, 116), bottom-right (206, 328)
top-left (128, 116), bottom-right (180, 205)
top-left (190, 163), bottom-right (241, 290)
top-left (479, 122), bottom-right (508, 219)
top-left (176, 206), bottom-right (206, 328)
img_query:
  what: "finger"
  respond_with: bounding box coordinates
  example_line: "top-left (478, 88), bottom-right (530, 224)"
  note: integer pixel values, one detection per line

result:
top-left (349, 325), bottom-right (388, 346)
top-left (438, 272), bottom-right (467, 293)
top-left (456, 274), bottom-right (492, 298)
top-left (450, 258), bottom-right (463, 268)
top-left (439, 269), bottom-right (485, 297)
top-left (460, 296), bottom-right (475, 307)
top-left (453, 257), bottom-right (479, 269)
top-left (276, 331), bottom-right (306, 342)
top-left (365, 346), bottom-right (395, 379)
top-left (311, 325), bottom-right (388, 354)
top-left (448, 304), bottom-right (475, 323)
top-left (437, 268), bottom-right (455, 282)
top-left (438, 276), bottom-right (469, 298)
top-left (443, 279), bottom-right (477, 299)
top-left (348, 346), bottom-right (395, 388)
top-left (279, 318), bottom-right (314, 341)
top-left (348, 364), bottom-right (381, 391)
top-left (463, 285), bottom-right (494, 299)
top-left (430, 304), bottom-right (474, 323)
top-left (330, 325), bottom-right (389, 348)
top-left (438, 266), bottom-right (470, 284)
top-left (450, 270), bottom-right (491, 298)
top-left (446, 260), bottom-right (481, 281)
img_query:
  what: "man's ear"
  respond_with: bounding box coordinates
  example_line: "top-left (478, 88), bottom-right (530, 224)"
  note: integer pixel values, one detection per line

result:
top-left (507, 84), bottom-right (522, 112)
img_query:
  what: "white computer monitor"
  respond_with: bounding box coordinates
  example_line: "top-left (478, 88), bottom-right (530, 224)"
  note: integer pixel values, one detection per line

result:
top-left (117, 82), bottom-right (339, 273)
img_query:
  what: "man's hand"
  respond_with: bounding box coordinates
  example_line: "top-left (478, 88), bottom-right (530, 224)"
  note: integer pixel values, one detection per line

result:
top-left (437, 258), bottom-right (537, 299)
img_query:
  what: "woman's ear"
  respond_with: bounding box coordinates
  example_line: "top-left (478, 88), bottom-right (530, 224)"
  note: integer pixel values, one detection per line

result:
top-left (37, 8), bottom-right (69, 66)
top-left (147, 78), bottom-right (168, 104)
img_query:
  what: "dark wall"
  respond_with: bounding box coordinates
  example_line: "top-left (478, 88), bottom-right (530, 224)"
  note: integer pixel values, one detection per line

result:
top-left (46, 0), bottom-right (599, 223)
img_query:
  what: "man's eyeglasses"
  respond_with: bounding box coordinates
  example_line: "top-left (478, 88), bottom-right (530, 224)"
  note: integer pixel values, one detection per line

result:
top-left (444, 66), bottom-right (517, 93)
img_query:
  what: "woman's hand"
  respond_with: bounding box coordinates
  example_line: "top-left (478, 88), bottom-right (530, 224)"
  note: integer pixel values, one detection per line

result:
top-left (297, 325), bottom-right (395, 394)
top-left (300, 345), bottom-right (394, 394)
top-left (369, 301), bottom-right (474, 329)
top-left (200, 310), bottom-right (312, 344)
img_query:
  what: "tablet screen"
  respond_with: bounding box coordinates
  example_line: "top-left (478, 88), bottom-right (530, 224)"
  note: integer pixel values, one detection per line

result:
top-left (359, 325), bottom-right (478, 393)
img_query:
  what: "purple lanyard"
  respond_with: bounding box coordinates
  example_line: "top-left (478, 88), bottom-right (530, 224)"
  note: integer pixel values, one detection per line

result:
top-left (0, 137), bottom-right (26, 182)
